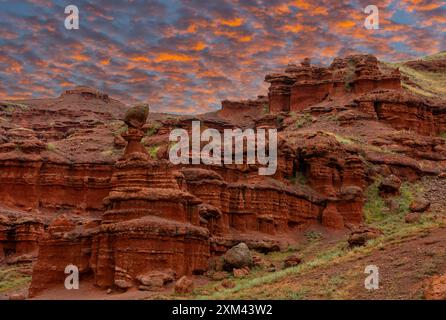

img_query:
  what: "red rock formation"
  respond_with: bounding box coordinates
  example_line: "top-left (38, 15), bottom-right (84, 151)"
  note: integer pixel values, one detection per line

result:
top-left (265, 55), bottom-right (401, 112)
top-left (0, 210), bottom-right (46, 263)
top-left (29, 107), bottom-right (211, 295)
top-left (62, 86), bottom-right (110, 103)
top-left (355, 89), bottom-right (446, 136)
top-left (0, 160), bottom-right (113, 214)
top-left (292, 132), bottom-right (366, 228)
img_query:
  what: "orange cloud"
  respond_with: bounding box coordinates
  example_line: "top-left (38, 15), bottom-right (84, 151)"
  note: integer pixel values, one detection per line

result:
top-left (192, 41), bottom-right (207, 51)
top-left (336, 20), bottom-right (356, 28)
top-left (72, 53), bottom-right (89, 62)
top-left (130, 56), bottom-right (150, 63)
top-left (154, 52), bottom-right (194, 63)
top-left (218, 17), bottom-right (244, 27)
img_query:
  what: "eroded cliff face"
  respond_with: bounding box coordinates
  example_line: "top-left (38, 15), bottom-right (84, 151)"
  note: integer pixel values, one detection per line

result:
top-left (265, 55), bottom-right (401, 112)
top-left (0, 55), bottom-right (445, 296)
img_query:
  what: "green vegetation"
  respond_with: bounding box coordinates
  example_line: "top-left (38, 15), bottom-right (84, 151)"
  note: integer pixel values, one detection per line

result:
top-left (101, 148), bottom-right (120, 157)
top-left (276, 115), bottom-right (284, 127)
top-left (114, 124), bottom-right (128, 136)
top-left (0, 101), bottom-right (29, 112)
top-left (0, 266), bottom-right (31, 293)
top-left (304, 230), bottom-right (323, 242)
top-left (332, 133), bottom-right (354, 145)
top-left (386, 52), bottom-right (446, 98)
top-left (287, 171), bottom-right (307, 186)
top-left (145, 122), bottom-right (161, 136)
top-left (283, 288), bottom-right (308, 300)
top-left (324, 132), bottom-right (356, 145)
top-left (147, 145), bottom-right (160, 159)
top-left (108, 120), bottom-right (128, 137)
top-left (295, 113), bottom-right (312, 129)
top-left (363, 177), bottom-right (425, 235)
top-left (439, 132), bottom-right (446, 139)
top-left (263, 103), bottom-right (269, 114)
top-left (46, 142), bottom-right (57, 151)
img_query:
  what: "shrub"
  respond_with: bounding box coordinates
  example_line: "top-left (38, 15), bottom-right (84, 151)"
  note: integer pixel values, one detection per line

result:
top-left (295, 113), bottom-right (312, 129)
top-left (46, 143), bottom-right (56, 151)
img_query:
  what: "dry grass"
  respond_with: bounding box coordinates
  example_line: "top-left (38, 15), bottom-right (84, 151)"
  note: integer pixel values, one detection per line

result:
top-left (386, 52), bottom-right (446, 98)
top-left (0, 265), bottom-right (31, 293)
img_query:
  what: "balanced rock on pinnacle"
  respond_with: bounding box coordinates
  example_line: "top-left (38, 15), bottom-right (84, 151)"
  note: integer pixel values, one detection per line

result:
top-left (124, 103), bottom-right (149, 129)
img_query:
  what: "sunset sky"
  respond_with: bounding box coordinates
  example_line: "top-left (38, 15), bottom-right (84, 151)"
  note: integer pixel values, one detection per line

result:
top-left (0, 0), bottom-right (444, 113)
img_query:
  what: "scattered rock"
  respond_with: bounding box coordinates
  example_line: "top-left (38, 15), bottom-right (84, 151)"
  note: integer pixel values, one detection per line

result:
top-left (378, 175), bottom-right (401, 195)
top-left (136, 270), bottom-right (176, 287)
top-left (348, 226), bottom-right (383, 247)
top-left (174, 276), bottom-right (194, 294)
top-left (409, 198), bottom-right (430, 213)
top-left (266, 266), bottom-right (276, 272)
top-left (385, 199), bottom-right (400, 212)
top-left (424, 274), bottom-right (446, 300)
top-left (252, 254), bottom-right (267, 268)
top-left (221, 279), bottom-right (235, 289)
top-left (106, 288), bottom-right (112, 294)
top-left (9, 293), bottom-right (26, 300)
top-left (138, 285), bottom-right (160, 291)
top-left (283, 254), bottom-right (302, 268)
top-left (211, 271), bottom-right (229, 281)
top-left (233, 266), bottom-right (250, 278)
top-left (114, 279), bottom-right (133, 290)
top-left (405, 212), bottom-right (421, 224)
top-left (223, 242), bottom-right (252, 271)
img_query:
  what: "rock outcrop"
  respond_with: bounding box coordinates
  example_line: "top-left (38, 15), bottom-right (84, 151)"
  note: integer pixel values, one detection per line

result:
top-left (265, 55), bottom-right (401, 112)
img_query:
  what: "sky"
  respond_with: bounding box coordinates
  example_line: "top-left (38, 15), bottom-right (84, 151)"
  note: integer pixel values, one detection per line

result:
top-left (0, 0), bottom-right (444, 114)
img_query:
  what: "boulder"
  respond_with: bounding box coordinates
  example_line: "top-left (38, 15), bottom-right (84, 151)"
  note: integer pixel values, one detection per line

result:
top-left (348, 226), bottom-right (383, 247)
top-left (233, 267), bottom-right (250, 278)
top-left (221, 279), bottom-right (235, 289)
top-left (252, 254), bottom-right (267, 268)
top-left (409, 198), bottom-right (430, 213)
top-left (283, 254), bottom-right (302, 268)
top-left (405, 212), bottom-right (421, 224)
top-left (136, 270), bottom-right (175, 287)
top-left (223, 243), bottom-right (252, 271)
top-left (174, 276), bottom-right (194, 294)
top-left (378, 175), bottom-right (401, 195)
top-left (124, 104), bottom-right (149, 129)
top-left (211, 271), bottom-right (229, 281)
top-left (114, 279), bottom-right (133, 290)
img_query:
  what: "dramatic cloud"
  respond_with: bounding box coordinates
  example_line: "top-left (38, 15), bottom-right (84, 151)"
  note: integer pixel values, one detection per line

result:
top-left (0, 0), bottom-right (444, 113)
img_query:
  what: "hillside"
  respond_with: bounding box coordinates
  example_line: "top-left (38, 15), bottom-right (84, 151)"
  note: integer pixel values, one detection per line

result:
top-left (1, 52), bottom-right (446, 300)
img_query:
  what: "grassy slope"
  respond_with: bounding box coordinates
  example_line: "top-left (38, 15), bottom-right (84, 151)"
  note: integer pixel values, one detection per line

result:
top-left (386, 51), bottom-right (446, 99)
top-left (0, 265), bottom-right (32, 294)
top-left (187, 178), bottom-right (444, 300)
